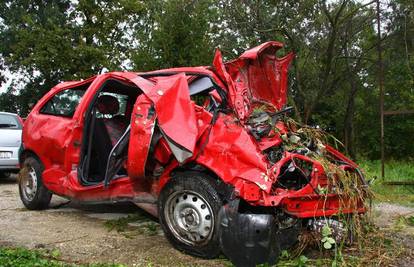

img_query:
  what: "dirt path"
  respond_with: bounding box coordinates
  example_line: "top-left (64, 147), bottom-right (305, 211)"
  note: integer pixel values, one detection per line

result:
top-left (0, 175), bottom-right (413, 266)
top-left (0, 175), bottom-right (226, 266)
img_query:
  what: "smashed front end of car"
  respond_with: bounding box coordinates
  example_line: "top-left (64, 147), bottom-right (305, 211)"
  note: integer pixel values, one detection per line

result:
top-left (204, 42), bottom-right (371, 266)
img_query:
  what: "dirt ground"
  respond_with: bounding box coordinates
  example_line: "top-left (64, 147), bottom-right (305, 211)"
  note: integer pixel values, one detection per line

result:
top-left (0, 175), bottom-right (413, 266)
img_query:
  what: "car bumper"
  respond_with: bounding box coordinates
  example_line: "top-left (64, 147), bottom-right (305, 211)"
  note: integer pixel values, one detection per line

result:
top-left (0, 146), bottom-right (20, 171)
top-left (218, 199), bottom-right (301, 267)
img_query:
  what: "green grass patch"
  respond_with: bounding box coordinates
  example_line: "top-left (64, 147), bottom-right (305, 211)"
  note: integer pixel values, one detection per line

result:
top-left (0, 247), bottom-right (125, 267)
top-left (103, 213), bottom-right (160, 238)
top-left (103, 214), bottom-right (147, 233)
top-left (359, 160), bottom-right (414, 206)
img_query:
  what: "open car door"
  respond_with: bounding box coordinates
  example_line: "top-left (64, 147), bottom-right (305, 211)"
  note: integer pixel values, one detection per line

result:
top-left (104, 72), bottom-right (199, 184)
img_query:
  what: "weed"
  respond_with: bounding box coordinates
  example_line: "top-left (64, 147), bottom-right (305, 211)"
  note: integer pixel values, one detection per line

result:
top-left (394, 214), bottom-right (414, 230)
top-left (104, 213), bottom-right (148, 233)
top-left (145, 222), bottom-right (159, 236)
top-left (276, 226), bottom-right (407, 266)
top-left (321, 225), bottom-right (336, 250)
top-left (0, 247), bottom-right (125, 267)
top-left (103, 212), bottom-right (161, 239)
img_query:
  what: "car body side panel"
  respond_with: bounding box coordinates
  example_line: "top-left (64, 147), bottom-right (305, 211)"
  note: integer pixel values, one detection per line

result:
top-left (23, 114), bottom-right (74, 169)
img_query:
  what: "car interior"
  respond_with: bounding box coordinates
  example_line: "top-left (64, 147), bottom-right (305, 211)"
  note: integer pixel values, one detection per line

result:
top-left (80, 79), bottom-right (141, 185)
top-left (79, 75), bottom-right (225, 186)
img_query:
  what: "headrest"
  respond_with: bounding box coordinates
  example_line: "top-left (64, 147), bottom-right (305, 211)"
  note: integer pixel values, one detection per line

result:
top-left (97, 95), bottom-right (119, 115)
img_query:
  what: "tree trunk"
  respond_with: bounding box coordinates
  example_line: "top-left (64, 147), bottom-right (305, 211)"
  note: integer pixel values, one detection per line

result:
top-left (344, 79), bottom-right (358, 158)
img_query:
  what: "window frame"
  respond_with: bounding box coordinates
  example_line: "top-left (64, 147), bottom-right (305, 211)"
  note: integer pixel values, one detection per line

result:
top-left (39, 86), bottom-right (88, 118)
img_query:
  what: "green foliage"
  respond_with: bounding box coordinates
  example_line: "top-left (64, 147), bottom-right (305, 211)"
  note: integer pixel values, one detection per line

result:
top-left (0, 0), bottom-right (144, 115)
top-left (103, 213), bottom-right (160, 238)
top-left (321, 225), bottom-right (336, 250)
top-left (0, 247), bottom-right (62, 267)
top-left (360, 160), bottom-right (414, 205)
top-left (0, 247), bottom-right (125, 267)
top-left (0, 0), bottom-right (413, 159)
top-left (103, 213), bottom-right (148, 233)
top-left (130, 0), bottom-right (218, 71)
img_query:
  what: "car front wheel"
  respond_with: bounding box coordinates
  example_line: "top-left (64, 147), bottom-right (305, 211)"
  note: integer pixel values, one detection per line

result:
top-left (18, 157), bottom-right (52, 210)
top-left (158, 172), bottom-right (223, 258)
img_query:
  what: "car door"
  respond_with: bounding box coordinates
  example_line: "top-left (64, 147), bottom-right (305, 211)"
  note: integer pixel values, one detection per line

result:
top-left (25, 82), bottom-right (91, 188)
top-left (112, 73), bottom-right (198, 182)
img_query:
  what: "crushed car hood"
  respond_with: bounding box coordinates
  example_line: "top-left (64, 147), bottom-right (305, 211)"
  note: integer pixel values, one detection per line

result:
top-left (213, 41), bottom-right (294, 120)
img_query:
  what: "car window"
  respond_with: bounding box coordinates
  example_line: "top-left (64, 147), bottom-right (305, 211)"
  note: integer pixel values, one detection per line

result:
top-left (0, 114), bottom-right (22, 129)
top-left (40, 88), bottom-right (86, 117)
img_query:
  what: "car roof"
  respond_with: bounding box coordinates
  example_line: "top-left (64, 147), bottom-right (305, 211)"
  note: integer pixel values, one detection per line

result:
top-left (0, 111), bottom-right (19, 117)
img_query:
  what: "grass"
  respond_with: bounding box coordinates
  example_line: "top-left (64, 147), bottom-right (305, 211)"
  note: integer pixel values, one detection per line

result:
top-left (103, 214), bottom-right (147, 233)
top-left (0, 247), bottom-right (125, 267)
top-left (359, 160), bottom-right (414, 206)
top-left (270, 225), bottom-right (408, 267)
top-left (103, 213), bottom-right (160, 237)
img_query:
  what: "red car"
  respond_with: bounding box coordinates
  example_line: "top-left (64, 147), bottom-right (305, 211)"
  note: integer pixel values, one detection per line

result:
top-left (19, 42), bottom-right (367, 266)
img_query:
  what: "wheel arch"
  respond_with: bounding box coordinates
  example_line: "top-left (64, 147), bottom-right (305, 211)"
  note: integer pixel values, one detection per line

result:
top-left (165, 162), bottom-right (234, 203)
top-left (19, 149), bottom-right (42, 166)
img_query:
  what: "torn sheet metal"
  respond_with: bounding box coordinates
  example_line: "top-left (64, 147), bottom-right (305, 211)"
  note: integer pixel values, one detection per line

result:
top-left (125, 73), bottom-right (198, 163)
top-left (223, 41), bottom-right (294, 115)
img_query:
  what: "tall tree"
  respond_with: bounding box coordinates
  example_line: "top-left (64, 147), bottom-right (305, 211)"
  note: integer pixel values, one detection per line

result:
top-left (131, 0), bottom-right (218, 71)
top-left (0, 0), bottom-right (143, 115)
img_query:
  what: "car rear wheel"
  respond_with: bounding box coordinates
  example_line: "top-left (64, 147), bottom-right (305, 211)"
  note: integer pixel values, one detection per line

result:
top-left (158, 172), bottom-right (223, 259)
top-left (18, 157), bottom-right (52, 210)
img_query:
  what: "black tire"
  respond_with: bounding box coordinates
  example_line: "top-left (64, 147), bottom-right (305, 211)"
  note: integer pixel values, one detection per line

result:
top-left (0, 171), bottom-right (11, 179)
top-left (18, 157), bottom-right (52, 210)
top-left (158, 172), bottom-right (223, 259)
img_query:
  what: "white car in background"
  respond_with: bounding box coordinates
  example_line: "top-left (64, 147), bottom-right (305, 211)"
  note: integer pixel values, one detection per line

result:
top-left (0, 112), bottom-right (23, 178)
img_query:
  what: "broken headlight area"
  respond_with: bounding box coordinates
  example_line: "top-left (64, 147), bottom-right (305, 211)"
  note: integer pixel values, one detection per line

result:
top-left (245, 108), bottom-right (370, 199)
top-left (272, 157), bottom-right (313, 192)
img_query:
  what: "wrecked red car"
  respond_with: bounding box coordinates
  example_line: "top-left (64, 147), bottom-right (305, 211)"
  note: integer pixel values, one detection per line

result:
top-left (19, 41), bottom-right (367, 266)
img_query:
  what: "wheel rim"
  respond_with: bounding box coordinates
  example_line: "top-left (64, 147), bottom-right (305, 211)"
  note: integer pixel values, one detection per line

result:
top-left (164, 190), bottom-right (214, 246)
top-left (21, 166), bottom-right (38, 201)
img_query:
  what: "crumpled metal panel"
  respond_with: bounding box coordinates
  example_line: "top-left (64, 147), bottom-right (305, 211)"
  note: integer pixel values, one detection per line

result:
top-left (194, 113), bottom-right (273, 193)
top-left (127, 94), bottom-right (156, 179)
top-left (217, 41), bottom-right (294, 116)
top-left (150, 75), bottom-right (198, 162)
top-left (212, 49), bottom-right (248, 119)
top-left (124, 73), bottom-right (198, 163)
top-left (23, 113), bottom-right (74, 168)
